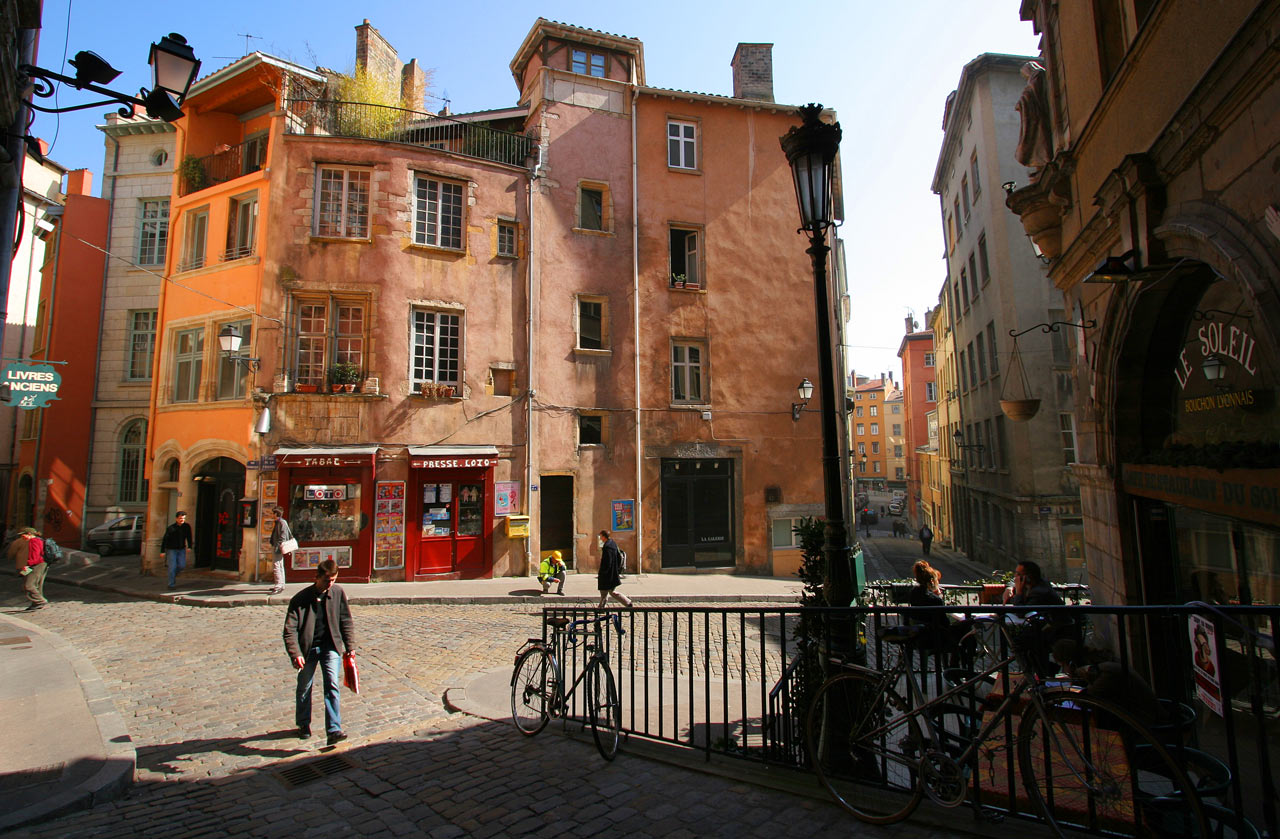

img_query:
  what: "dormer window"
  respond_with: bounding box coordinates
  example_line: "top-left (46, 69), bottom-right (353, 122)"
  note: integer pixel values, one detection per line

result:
top-left (572, 49), bottom-right (605, 77)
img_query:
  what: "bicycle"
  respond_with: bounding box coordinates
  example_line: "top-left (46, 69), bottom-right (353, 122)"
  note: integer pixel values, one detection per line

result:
top-left (511, 612), bottom-right (624, 760)
top-left (805, 611), bottom-right (1210, 837)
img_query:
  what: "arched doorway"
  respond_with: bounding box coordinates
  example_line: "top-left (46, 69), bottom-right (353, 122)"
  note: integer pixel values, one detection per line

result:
top-left (194, 457), bottom-right (246, 572)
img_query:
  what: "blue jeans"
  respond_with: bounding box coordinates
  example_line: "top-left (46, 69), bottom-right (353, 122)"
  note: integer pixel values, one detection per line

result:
top-left (165, 548), bottom-right (186, 587)
top-left (296, 646), bottom-right (342, 734)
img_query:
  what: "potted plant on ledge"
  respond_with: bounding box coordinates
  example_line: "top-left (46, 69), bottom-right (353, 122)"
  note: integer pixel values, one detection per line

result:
top-left (329, 362), bottom-right (362, 393)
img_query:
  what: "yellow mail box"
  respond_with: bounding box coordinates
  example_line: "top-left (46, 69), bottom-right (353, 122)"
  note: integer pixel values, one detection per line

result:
top-left (505, 515), bottom-right (530, 538)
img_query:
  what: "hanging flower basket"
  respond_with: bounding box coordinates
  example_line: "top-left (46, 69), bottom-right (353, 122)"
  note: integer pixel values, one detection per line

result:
top-left (1000, 398), bottom-right (1042, 422)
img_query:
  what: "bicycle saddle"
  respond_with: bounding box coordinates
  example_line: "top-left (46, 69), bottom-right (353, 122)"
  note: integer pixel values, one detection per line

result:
top-left (544, 617), bottom-right (572, 628)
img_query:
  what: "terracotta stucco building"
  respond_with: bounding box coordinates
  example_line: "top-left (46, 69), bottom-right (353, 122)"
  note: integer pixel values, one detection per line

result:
top-left (143, 19), bottom-right (848, 582)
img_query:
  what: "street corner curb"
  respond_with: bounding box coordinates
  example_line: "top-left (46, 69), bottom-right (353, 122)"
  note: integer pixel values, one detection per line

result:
top-left (443, 667), bottom-right (511, 725)
top-left (0, 615), bottom-right (135, 832)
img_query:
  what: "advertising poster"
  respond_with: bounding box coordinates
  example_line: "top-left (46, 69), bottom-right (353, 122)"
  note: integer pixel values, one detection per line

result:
top-left (495, 481), bottom-right (520, 516)
top-left (291, 545), bottom-right (352, 570)
top-left (611, 499), bottom-right (635, 532)
top-left (374, 481), bottom-right (406, 570)
top-left (1189, 614), bottom-right (1223, 717)
top-left (259, 479), bottom-right (278, 557)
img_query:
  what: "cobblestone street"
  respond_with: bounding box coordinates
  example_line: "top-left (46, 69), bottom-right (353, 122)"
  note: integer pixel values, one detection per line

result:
top-left (5, 583), bottom-right (978, 838)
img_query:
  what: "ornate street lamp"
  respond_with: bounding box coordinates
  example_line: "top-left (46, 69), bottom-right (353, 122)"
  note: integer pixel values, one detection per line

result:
top-left (218, 324), bottom-right (260, 372)
top-left (781, 104), bottom-right (850, 605)
top-left (21, 33), bottom-right (200, 122)
top-left (792, 377), bottom-right (814, 421)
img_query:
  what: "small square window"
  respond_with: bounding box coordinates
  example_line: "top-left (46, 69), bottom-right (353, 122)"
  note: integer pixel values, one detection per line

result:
top-left (579, 413), bottom-right (604, 446)
top-left (497, 221), bottom-right (516, 257)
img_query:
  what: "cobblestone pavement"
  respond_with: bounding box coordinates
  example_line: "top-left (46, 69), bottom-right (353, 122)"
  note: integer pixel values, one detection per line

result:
top-left (6, 582), bottom-right (979, 839)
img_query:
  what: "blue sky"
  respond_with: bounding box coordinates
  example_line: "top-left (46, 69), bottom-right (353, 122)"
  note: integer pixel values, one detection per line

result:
top-left (30, 0), bottom-right (1040, 379)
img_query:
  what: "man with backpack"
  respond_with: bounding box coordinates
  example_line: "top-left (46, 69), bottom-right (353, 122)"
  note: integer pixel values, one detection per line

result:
top-left (12, 527), bottom-right (48, 611)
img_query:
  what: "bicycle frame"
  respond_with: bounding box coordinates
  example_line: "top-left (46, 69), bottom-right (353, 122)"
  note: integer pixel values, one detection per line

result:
top-left (516, 613), bottom-right (621, 719)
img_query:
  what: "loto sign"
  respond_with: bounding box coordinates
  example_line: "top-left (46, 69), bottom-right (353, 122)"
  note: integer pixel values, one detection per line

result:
top-left (3, 362), bottom-right (63, 408)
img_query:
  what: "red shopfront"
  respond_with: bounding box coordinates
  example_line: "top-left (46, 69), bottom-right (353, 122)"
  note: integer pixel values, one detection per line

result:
top-left (276, 447), bottom-right (378, 583)
top-left (407, 445), bottom-right (497, 580)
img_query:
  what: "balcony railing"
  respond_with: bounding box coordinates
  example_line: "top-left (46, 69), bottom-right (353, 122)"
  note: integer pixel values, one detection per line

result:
top-left (536, 603), bottom-right (1278, 837)
top-left (283, 98), bottom-right (533, 167)
top-left (179, 137), bottom-right (266, 197)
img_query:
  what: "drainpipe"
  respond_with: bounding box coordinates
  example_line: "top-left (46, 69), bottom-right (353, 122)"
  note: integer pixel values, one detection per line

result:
top-left (31, 209), bottom-right (63, 533)
top-left (8, 197), bottom-right (44, 523)
top-left (630, 83), bottom-right (643, 572)
top-left (526, 136), bottom-right (544, 575)
top-left (81, 133), bottom-right (122, 546)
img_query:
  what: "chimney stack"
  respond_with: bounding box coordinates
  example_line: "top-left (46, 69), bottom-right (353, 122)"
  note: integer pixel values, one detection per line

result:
top-left (731, 43), bottom-right (774, 103)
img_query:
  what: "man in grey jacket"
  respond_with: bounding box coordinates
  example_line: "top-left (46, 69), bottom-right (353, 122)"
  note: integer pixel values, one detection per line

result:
top-left (268, 505), bottom-right (294, 595)
top-left (283, 559), bottom-right (355, 745)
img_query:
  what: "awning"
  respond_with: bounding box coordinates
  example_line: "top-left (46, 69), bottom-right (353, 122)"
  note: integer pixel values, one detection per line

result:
top-left (275, 446), bottom-right (379, 467)
top-left (408, 444), bottom-right (499, 469)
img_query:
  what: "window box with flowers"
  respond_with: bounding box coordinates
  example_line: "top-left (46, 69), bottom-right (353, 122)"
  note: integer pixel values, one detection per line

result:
top-left (418, 381), bottom-right (457, 399)
top-left (329, 362), bottom-right (362, 393)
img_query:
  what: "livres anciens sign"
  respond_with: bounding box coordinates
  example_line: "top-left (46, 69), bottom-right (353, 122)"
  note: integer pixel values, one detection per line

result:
top-left (3, 362), bottom-right (62, 409)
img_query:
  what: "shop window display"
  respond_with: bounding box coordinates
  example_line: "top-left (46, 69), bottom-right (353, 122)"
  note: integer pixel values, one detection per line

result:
top-left (292, 484), bottom-right (361, 542)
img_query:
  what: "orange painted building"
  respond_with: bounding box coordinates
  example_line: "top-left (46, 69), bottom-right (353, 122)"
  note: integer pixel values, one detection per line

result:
top-left (898, 327), bottom-right (936, 528)
top-left (12, 170), bottom-right (108, 543)
top-left (143, 19), bottom-right (847, 582)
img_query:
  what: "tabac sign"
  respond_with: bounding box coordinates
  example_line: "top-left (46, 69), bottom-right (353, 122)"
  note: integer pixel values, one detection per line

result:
top-left (3, 361), bottom-right (64, 409)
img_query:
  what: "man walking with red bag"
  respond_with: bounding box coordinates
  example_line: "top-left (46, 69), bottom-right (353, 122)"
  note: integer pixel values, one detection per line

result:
top-left (283, 559), bottom-right (355, 745)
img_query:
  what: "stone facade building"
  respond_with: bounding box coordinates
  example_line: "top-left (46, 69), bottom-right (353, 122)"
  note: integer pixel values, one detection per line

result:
top-left (932, 53), bottom-right (1083, 581)
top-left (1008, 0), bottom-right (1280, 610)
top-left (81, 116), bottom-right (176, 539)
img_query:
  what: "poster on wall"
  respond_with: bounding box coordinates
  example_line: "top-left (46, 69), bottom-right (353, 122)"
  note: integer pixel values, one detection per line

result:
top-left (495, 481), bottom-right (520, 516)
top-left (1189, 614), bottom-right (1223, 717)
top-left (374, 481), bottom-right (406, 570)
top-left (291, 545), bottom-right (352, 570)
top-left (259, 479), bottom-right (278, 557)
top-left (611, 499), bottom-right (635, 532)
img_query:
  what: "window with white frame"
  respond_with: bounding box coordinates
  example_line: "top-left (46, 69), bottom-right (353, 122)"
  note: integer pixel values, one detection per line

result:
top-left (871, 442), bottom-right (880, 454)
top-left (571, 49), bottom-right (605, 77)
top-left (892, 424), bottom-right (901, 436)
top-left (1059, 412), bottom-right (1077, 465)
top-left (118, 419), bottom-right (147, 503)
top-left (172, 327), bottom-right (203, 403)
top-left (923, 351), bottom-right (935, 367)
top-left (216, 319), bottom-right (252, 400)
top-left (894, 445), bottom-right (903, 457)
top-left (770, 517), bottom-right (802, 549)
top-left (126, 310), bottom-right (157, 381)
top-left (180, 207), bottom-right (208, 271)
top-left (315, 166), bottom-right (371, 239)
top-left (242, 133), bottom-right (267, 175)
top-left (671, 342), bottom-right (705, 403)
top-left (295, 297), bottom-right (368, 387)
top-left (925, 381), bottom-right (937, 402)
top-left (873, 461), bottom-right (882, 473)
top-left (855, 407), bottom-right (862, 418)
top-left (225, 192), bottom-right (258, 260)
top-left (856, 424), bottom-right (864, 435)
top-left (870, 405), bottom-right (878, 417)
top-left (667, 120), bottom-right (697, 169)
top-left (496, 220), bottom-right (517, 257)
top-left (411, 308), bottom-right (462, 393)
top-left (137, 199), bottom-right (168, 266)
top-left (870, 423), bottom-right (879, 435)
top-left (857, 442), bottom-right (865, 455)
top-left (413, 174), bottom-right (464, 250)
top-left (669, 226), bottom-right (700, 287)
top-left (576, 295), bottom-right (607, 350)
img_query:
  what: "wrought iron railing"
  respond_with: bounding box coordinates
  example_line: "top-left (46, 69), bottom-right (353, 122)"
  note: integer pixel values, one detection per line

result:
top-left (283, 98), bottom-right (533, 167)
top-left (535, 603), bottom-right (1277, 837)
top-left (861, 581), bottom-right (1092, 607)
top-left (179, 137), bottom-right (266, 196)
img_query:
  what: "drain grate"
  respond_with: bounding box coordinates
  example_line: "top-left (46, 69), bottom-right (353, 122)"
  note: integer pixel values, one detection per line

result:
top-left (0, 763), bottom-right (65, 791)
top-left (275, 754), bottom-right (356, 789)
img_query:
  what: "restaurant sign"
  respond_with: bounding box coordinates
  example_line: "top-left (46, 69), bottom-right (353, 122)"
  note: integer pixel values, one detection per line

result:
top-left (3, 361), bottom-right (62, 409)
top-left (1122, 463), bottom-right (1280, 528)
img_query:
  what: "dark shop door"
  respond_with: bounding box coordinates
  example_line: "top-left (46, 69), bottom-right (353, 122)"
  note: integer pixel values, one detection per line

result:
top-left (661, 458), bottom-right (734, 568)
top-left (539, 475), bottom-right (575, 569)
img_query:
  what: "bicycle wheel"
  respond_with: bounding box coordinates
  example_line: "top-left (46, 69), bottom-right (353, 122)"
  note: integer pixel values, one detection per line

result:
top-left (587, 659), bottom-right (621, 760)
top-left (1018, 690), bottom-right (1209, 838)
top-left (511, 646), bottom-right (556, 736)
top-left (805, 671), bottom-right (924, 824)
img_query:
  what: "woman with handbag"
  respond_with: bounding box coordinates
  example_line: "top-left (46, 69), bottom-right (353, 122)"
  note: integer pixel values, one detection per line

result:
top-left (270, 505), bottom-right (298, 595)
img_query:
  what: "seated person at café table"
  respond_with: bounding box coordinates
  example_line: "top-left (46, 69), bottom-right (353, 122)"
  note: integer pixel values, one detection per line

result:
top-left (1003, 560), bottom-right (1077, 675)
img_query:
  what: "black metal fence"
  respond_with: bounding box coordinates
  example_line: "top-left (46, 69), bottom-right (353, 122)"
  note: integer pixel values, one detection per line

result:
top-left (537, 602), bottom-right (1278, 837)
top-left (283, 99), bottom-right (532, 167)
